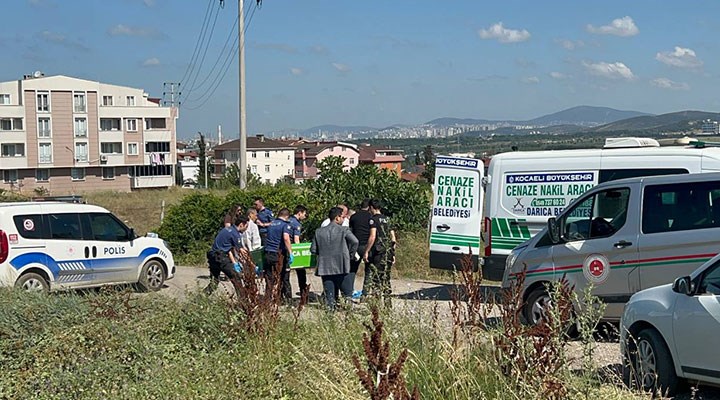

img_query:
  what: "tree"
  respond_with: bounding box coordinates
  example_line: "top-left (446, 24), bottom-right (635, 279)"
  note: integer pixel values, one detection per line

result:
top-left (421, 145), bottom-right (436, 182)
top-left (196, 132), bottom-right (212, 188)
top-left (215, 164), bottom-right (263, 189)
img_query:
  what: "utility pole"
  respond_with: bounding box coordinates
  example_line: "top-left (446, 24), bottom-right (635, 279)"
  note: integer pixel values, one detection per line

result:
top-left (162, 82), bottom-right (181, 107)
top-left (238, 0), bottom-right (247, 188)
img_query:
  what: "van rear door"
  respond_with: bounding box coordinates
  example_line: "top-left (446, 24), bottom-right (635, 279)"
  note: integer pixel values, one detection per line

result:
top-left (429, 156), bottom-right (484, 271)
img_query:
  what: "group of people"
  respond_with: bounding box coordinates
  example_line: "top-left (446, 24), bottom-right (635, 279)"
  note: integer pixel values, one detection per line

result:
top-left (205, 196), bottom-right (397, 310)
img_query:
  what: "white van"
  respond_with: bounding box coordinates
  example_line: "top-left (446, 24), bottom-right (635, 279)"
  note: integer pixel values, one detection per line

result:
top-left (429, 156), bottom-right (484, 271)
top-left (482, 138), bottom-right (720, 280)
top-left (503, 172), bottom-right (720, 324)
top-left (0, 202), bottom-right (175, 292)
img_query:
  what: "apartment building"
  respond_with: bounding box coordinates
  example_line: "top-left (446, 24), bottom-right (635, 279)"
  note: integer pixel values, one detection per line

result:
top-left (0, 74), bottom-right (177, 194)
top-left (358, 145), bottom-right (404, 176)
top-left (294, 140), bottom-right (360, 182)
top-left (212, 135), bottom-right (295, 184)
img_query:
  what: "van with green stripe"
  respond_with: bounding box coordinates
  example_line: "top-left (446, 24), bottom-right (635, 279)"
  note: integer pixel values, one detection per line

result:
top-left (429, 156), bottom-right (484, 273)
top-left (503, 171), bottom-right (720, 325)
top-left (483, 137), bottom-right (720, 281)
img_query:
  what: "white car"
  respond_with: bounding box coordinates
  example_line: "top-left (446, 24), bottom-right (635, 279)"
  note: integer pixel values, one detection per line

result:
top-left (621, 252), bottom-right (720, 395)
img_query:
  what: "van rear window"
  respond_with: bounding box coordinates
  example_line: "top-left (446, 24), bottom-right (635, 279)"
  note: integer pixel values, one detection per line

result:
top-left (600, 168), bottom-right (688, 183)
top-left (13, 215), bottom-right (47, 240)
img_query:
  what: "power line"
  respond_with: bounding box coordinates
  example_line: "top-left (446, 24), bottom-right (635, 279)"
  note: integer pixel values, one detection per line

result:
top-left (178, 0), bottom-right (214, 87)
top-left (180, 2), bottom-right (223, 102)
top-left (183, 1), bottom-right (258, 110)
top-left (185, 16), bottom-right (239, 100)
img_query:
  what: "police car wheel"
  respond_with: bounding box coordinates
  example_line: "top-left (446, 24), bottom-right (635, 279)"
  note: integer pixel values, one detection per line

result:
top-left (15, 273), bottom-right (50, 293)
top-left (137, 260), bottom-right (166, 292)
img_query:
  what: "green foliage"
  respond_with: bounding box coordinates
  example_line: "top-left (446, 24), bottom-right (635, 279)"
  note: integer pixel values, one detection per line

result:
top-left (157, 157), bottom-right (431, 264)
top-left (214, 164), bottom-right (264, 190)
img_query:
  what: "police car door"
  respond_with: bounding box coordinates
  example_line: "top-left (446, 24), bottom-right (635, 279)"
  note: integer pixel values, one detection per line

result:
top-left (429, 156), bottom-right (484, 270)
top-left (46, 212), bottom-right (95, 288)
top-left (551, 183), bottom-right (639, 319)
top-left (82, 212), bottom-right (137, 284)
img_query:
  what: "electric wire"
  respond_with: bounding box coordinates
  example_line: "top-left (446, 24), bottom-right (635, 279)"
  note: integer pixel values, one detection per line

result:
top-left (184, 1), bottom-right (258, 110)
top-left (178, 0), bottom-right (214, 89)
top-left (180, 1), bottom-right (223, 103)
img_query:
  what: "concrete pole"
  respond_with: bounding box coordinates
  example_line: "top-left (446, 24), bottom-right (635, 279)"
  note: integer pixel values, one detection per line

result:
top-left (238, 0), bottom-right (247, 188)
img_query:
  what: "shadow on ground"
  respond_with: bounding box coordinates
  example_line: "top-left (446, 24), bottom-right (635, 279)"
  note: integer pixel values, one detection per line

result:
top-left (395, 282), bottom-right (502, 302)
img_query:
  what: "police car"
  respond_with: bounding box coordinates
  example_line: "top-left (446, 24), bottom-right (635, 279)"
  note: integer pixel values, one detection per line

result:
top-left (0, 202), bottom-right (175, 292)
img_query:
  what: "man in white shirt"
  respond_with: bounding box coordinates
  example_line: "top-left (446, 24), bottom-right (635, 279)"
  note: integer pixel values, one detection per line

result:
top-left (321, 204), bottom-right (349, 228)
top-left (245, 209), bottom-right (263, 251)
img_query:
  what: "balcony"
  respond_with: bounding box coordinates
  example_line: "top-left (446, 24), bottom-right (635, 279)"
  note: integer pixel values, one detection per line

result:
top-left (131, 175), bottom-right (174, 189)
top-left (143, 152), bottom-right (173, 165)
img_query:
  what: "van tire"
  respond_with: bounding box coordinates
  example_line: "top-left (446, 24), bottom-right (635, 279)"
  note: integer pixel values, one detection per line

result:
top-left (136, 260), bottom-right (166, 292)
top-left (15, 273), bottom-right (50, 293)
top-left (524, 287), bottom-right (551, 326)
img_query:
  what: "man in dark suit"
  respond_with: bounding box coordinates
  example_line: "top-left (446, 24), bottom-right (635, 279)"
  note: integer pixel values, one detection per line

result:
top-left (311, 207), bottom-right (359, 310)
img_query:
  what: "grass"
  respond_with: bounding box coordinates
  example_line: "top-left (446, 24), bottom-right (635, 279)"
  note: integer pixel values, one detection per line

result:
top-left (0, 288), bottom-right (647, 400)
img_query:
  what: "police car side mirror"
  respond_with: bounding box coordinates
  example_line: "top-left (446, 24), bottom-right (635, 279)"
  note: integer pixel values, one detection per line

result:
top-left (547, 217), bottom-right (560, 244)
top-left (129, 228), bottom-right (136, 241)
top-left (672, 276), bottom-right (692, 296)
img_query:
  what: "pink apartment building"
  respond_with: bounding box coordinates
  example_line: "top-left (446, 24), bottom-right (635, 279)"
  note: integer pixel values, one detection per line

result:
top-left (293, 141), bottom-right (360, 182)
top-left (0, 74), bottom-right (178, 194)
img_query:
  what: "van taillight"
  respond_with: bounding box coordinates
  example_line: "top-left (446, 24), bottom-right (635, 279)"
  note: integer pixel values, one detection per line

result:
top-left (484, 217), bottom-right (491, 257)
top-left (0, 230), bottom-right (8, 264)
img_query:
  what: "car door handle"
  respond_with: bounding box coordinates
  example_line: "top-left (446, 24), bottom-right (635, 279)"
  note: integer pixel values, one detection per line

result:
top-left (92, 246), bottom-right (97, 258)
top-left (436, 224), bottom-right (450, 232)
top-left (84, 246), bottom-right (90, 258)
top-left (613, 240), bottom-right (633, 249)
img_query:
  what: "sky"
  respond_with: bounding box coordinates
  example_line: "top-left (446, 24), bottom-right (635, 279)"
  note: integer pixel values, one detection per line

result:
top-left (3, 0), bottom-right (720, 139)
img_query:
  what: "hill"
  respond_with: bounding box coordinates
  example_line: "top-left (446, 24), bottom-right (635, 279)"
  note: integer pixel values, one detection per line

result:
top-left (301, 124), bottom-right (377, 135)
top-left (592, 110), bottom-right (720, 132)
top-left (528, 105), bottom-right (651, 126)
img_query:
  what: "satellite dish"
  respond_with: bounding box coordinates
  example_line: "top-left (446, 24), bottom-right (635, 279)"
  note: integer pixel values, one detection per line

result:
top-left (33, 71), bottom-right (42, 78)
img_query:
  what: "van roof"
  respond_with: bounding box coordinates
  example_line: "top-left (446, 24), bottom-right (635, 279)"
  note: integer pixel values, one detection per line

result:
top-left (0, 202), bottom-right (109, 214)
top-left (492, 145), bottom-right (720, 161)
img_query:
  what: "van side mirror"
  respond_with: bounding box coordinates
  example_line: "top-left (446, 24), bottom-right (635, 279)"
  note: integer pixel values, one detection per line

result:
top-left (672, 276), bottom-right (692, 296)
top-left (547, 217), bottom-right (560, 244)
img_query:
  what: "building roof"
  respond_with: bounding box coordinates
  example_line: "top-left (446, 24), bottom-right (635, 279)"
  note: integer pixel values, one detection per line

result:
top-left (213, 136), bottom-right (296, 151)
top-left (295, 141), bottom-right (359, 157)
top-left (358, 145), bottom-right (405, 162)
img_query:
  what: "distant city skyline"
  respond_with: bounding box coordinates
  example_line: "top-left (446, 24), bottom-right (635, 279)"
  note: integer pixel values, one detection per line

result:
top-left (4, 0), bottom-right (720, 139)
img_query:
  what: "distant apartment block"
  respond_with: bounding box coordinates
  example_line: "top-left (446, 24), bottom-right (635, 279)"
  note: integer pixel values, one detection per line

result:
top-left (0, 74), bottom-right (178, 194)
top-left (358, 145), bottom-right (404, 176)
top-left (294, 140), bottom-right (360, 181)
top-left (701, 119), bottom-right (719, 135)
top-left (212, 135), bottom-right (295, 184)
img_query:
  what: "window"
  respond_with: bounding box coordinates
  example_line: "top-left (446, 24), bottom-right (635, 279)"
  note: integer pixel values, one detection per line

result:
top-left (251, 152), bottom-right (257, 158)
top-left (89, 213), bottom-right (129, 242)
top-left (145, 141), bottom-right (170, 153)
top-left (699, 262), bottom-right (720, 296)
top-left (74, 118), bottom-right (87, 137)
top-left (126, 118), bottom-right (137, 131)
top-left (71, 167), bottom-right (85, 181)
top-left (74, 142), bottom-right (88, 162)
top-left (102, 167), bottom-right (115, 180)
top-left (13, 214), bottom-right (47, 239)
top-left (562, 188), bottom-right (630, 241)
top-left (102, 95), bottom-right (113, 106)
top-left (265, 151), bottom-right (270, 158)
top-left (38, 118), bottom-right (51, 138)
top-left (73, 93), bottom-right (86, 113)
top-left (35, 169), bottom-right (49, 182)
top-left (37, 92), bottom-right (49, 112)
top-left (264, 165), bottom-right (270, 173)
top-left (48, 213), bottom-right (82, 240)
top-left (127, 143), bottom-right (139, 155)
top-left (38, 143), bottom-right (52, 163)
top-left (129, 165), bottom-right (172, 177)
top-left (1, 144), bottom-right (25, 157)
top-left (251, 165), bottom-right (257, 173)
top-left (144, 118), bottom-right (166, 130)
top-left (0, 94), bottom-right (10, 105)
top-left (100, 118), bottom-right (121, 131)
top-left (0, 118), bottom-right (23, 131)
top-left (3, 170), bottom-right (18, 183)
top-left (126, 96), bottom-right (135, 106)
top-left (599, 168), bottom-right (689, 183)
top-left (349, 158), bottom-right (355, 165)
top-left (642, 181), bottom-right (720, 234)
top-left (100, 142), bottom-right (122, 154)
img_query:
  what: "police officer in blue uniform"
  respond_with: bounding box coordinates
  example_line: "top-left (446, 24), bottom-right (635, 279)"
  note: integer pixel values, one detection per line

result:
top-left (253, 197), bottom-right (274, 245)
top-left (264, 208), bottom-right (294, 300)
top-left (205, 215), bottom-right (249, 295)
top-left (289, 205), bottom-right (308, 294)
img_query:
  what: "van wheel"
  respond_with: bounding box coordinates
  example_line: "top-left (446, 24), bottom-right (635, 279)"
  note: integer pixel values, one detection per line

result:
top-left (525, 287), bottom-right (551, 326)
top-left (15, 273), bottom-right (50, 293)
top-left (629, 328), bottom-right (679, 396)
top-left (136, 260), bottom-right (166, 292)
